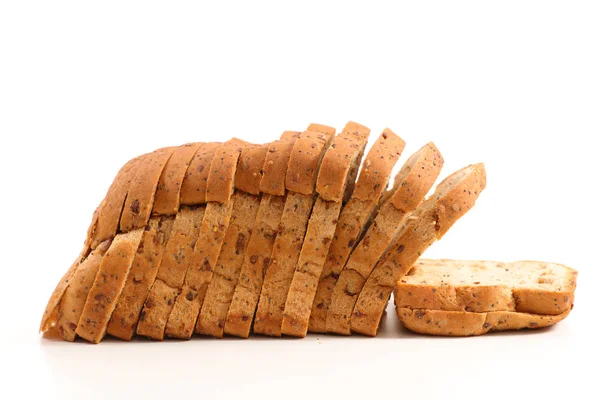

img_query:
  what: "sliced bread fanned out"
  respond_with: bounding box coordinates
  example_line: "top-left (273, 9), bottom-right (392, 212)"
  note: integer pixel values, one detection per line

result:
top-left (164, 139), bottom-right (248, 339)
top-left (281, 121), bottom-right (370, 337)
top-left (195, 143), bottom-right (269, 337)
top-left (309, 129), bottom-right (405, 333)
top-left (350, 163), bottom-right (487, 336)
top-left (254, 124), bottom-right (335, 336)
top-left (395, 259), bottom-right (577, 315)
top-left (326, 142), bottom-right (443, 335)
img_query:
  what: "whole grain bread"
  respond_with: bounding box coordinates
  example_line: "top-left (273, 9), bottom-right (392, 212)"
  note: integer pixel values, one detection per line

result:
top-left (308, 130), bottom-right (405, 332)
top-left (106, 216), bottom-right (174, 340)
top-left (76, 228), bottom-right (144, 343)
top-left (180, 142), bottom-right (221, 206)
top-left (395, 259), bottom-right (577, 315)
top-left (350, 163), bottom-right (487, 336)
top-left (326, 142), bottom-right (443, 335)
top-left (281, 123), bottom-right (370, 337)
top-left (396, 308), bottom-right (571, 336)
top-left (254, 125), bottom-right (335, 336)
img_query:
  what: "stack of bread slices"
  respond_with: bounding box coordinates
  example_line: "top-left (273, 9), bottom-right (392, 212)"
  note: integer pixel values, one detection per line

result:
top-left (39, 122), bottom-right (576, 343)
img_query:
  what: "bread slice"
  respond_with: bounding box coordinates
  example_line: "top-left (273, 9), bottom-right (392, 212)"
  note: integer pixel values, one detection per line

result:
top-left (254, 125), bottom-right (335, 336)
top-left (396, 308), bottom-right (572, 336)
top-left (180, 142), bottom-right (221, 206)
top-left (135, 206), bottom-right (205, 340)
top-left (164, 140), bottom-right (245, 339)
top-left (281, 122), bottom-right (370, 337)
top-left (259, 133), bottom-right (301, 196)
top-left (308, 130), bottom-right (405, 332)
top-left (350, 163), bottom-right (487, 336)
top-left (76, 228), bottom-right (144, 343)
top-left (55, 240), bottom-right (111, 341)
top-left (194, 141), bottom-right (267, 337)
top-left (105, 216), bottom-right (174, 340)
top-left (326, 142), bottom-right (443, 335)
top-left (395, 259), bottom-right (577, 315)
top-left (152, 143), bottom-right (203, 215)
top-left (120, 147), bottom-right (175, 232)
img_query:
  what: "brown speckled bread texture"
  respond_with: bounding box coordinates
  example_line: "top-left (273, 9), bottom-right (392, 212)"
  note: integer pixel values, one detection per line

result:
top-left (325, 142), bottom-right (443, 335)
top-left (281, 123), bottom-right (370, 337)
top-left (395, 259), bottom-right (577, 316)
top-left (309, 130), bottom-right (406, 333)
top-left (350, 164), bottom-right (487, 336)
top-left (396, 308), bottom-right (572, 336)
top-left (180, 142), bottom-right (221, 206)
top-left (254, 125), bottom-right (335, 336)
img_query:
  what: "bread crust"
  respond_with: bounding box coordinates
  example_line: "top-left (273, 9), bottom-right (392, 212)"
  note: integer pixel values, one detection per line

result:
top-left (180, 142), bottom-right (221, 205)
top-left (308, 130), bottom-right (405, 333)
top-left (350, 164), bottom-right (487, 336)
top-left (153, 143), bottom-right (203, 215)
top-left (259, 137), bottom-right (299, 196)
top-left (326, 143), bottom-right (443, 334)
top-left (396, 307), bottom-right (571, 336)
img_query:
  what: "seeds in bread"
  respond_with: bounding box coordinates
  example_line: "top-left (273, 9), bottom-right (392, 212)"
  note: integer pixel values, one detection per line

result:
top-left (180, 142), bottom-right (221, 206)
top-left (395, 259), bottom-right (577, 315)
top-left (259, 137), bottom-right (299, 196)
top-left (76, 228), bottom-right (144, 343)
top-left (56, 240), bottom-right (111, 341)
top-left (396, 307), bottom-right (572, 336)
top-left (254, 125), bottom-right (335, 336)
top-left (135, 206), bottom-right (205, 340)
top-left (196, 191), bottom-right (261, 337)
top-left (326, 143), bottom-right (443, 335)
top-left (152, 143), bottom-right (203, 215)
top-left (205, 138), bottom-right (248, 203)
top-left (350, 163), bottom-right (487, 336)
top-left (309, 130), bottom-right (406, 332)
top-left (106, 216), bottom-right (175, 340)
top-left (281, 123), bottom-right (370, 337)
top-left (234, 144), bottom-right (270, 195)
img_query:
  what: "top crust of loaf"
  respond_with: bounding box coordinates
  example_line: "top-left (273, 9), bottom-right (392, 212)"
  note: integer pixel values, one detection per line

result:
top-left (259, 134), bottom-right (300, 196)
top-left (285, 127), bottom-right (335, 195)
top-left (396, 259), bottom-right (578, 315)
top-left (205, 139), bottom-right (248, 203)
top-left (234, 143), bottom-right (270, 195)
top-left (352, 129), bottom-right (406, 202)
top-left (316, 121), bottom-right (370, 202)
top-left (180, 142), bottom-right (222, 206)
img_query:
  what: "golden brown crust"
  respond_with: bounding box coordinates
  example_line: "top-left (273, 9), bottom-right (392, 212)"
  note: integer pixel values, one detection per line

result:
top-left (224, 194), bottom-right (286, 338)
top-left (285, 127), bottom-right (335, 195)
top-left (234, 144), bottom-right (270, 195)
top-left (135, 206), bottom-right (205, 340)
top-left (106, 216), bottom-right (174, 340)
top-left (396, 307), bottom-right (572, 336)
top-left (56, 241), bottom-right (111, 341)
top-left (352, 129), bottom-right (406, 202)
top-left (196, 191), bottom-right (261, 337)
top-left (325, 143), bottom-right (443, 334)
top-left (76, 228), bottom-right (144, 343)
top-left (180, 142), bottom-right (221, 206)
top-left (152, 143), bottom-right (202, 215)
top-left (120, 147), bottom-right (175, 232)
top-left (259, 139), bottom-right (297, 196)
top-left (205, 139), bottom-right (248, 203)
top-left (350, 164), bottom-right (487, 336)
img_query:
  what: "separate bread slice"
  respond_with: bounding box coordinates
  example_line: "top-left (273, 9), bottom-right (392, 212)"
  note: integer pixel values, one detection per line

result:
top-left (254, 125), bottom-right (335, 336)
top-left (326, 143), bottom-right (443, 335)
top-left (120, 147), bottom-right (175, 232)
top-left (164, 140), bottom-right (245, 339)
top-left (76, 228), bottom-right (144, 343)
top-left (180, 142), bottom-right (221, 206)
top-left (259, 133), bottom-right (301, 196)
top-left (195, 191), bottom-right (261, 337)
top-left (135, 206), bottom-right (205, 340)
top-left (396, 308), bottom-right (572, 336)
top-left (350, 163), bottom-right (487, 336)
top-left (395, 259), bottom-right (577, 315)
top-left (106, 216), bottom-right (175, 340)
top-left (281, 122), bottom-right (370, 337)
top-left (308, 130), bottom-right (406, 332)
top-left (152, 143), bottom-right (203, 215)
top-left (55, 240), bottom-right (111, 341)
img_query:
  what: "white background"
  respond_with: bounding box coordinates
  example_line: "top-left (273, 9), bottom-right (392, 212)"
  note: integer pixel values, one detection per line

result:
top-left (1, 1), bottom-right (598, 399)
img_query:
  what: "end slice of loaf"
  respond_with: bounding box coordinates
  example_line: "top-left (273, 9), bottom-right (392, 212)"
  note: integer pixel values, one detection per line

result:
top-left (350, 163), bottom-right (487, 336)
top-left (395, 259), bottom-right (577, 316)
